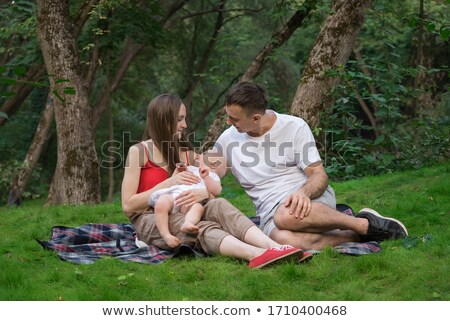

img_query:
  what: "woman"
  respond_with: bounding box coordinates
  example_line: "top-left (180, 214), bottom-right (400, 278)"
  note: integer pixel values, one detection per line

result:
top-left (121, 93), bottom-right (304, 269)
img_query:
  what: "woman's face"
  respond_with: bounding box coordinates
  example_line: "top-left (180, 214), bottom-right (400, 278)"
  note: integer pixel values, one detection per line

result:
top-left (176, 103), bottom-right (187, 138)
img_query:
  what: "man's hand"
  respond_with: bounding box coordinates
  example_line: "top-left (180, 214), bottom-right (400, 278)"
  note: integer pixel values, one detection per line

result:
top-left (284, 191), bottom-right (312, 219)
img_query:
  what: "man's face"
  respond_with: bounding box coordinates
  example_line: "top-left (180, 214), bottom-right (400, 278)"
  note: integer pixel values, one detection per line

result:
top-left (225, 104), bottom-right (257, 133)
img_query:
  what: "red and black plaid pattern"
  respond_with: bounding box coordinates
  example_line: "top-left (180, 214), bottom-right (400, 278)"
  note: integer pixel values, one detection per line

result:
top-left (37, 223), bottom-right (174, 264)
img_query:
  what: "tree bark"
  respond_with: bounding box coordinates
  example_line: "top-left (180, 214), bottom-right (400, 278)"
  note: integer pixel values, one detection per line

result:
top-left (107, 106), bottom-right (114, 203)
top-left (290, 0), bottom-right (373, 129)
top-left (201, 1), bottom-right (317, 148)
top-left (7, 95), bottom-right (54, 206)
top-left (37, 0), bottom-right (100, 205)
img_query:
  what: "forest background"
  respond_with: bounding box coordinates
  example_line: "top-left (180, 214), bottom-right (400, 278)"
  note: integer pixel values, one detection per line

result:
top-left (0, 0), bottom-right (449, 207)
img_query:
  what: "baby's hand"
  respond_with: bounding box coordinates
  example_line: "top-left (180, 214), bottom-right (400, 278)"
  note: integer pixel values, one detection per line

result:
top-left (199, 166), bottom-right (209, 179)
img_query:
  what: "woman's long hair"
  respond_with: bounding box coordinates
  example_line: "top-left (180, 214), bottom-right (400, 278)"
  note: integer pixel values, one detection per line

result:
top-left (142, 94), bottom-right (192, 174)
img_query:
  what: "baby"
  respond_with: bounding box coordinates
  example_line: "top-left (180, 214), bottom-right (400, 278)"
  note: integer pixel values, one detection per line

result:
top-left (149, 152), bottom-right (222, 248)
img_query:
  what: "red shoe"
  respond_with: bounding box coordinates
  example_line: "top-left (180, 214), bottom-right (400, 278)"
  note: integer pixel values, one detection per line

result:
top-left (298, 251), bottom-right (313, 263)
top-left (249, 245), bottom-right (303, 269)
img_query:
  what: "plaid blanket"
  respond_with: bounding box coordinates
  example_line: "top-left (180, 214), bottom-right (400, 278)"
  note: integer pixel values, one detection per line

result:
top-left (37, 204), bottom-right (380, 265)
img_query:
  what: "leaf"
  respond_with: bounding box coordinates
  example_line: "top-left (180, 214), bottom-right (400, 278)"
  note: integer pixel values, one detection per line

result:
top-left (13, 66), bottom-right (26, 76)
top-left (439, 27), bottom-right (450, 41)
top-left (55, 79), bottom-right (70, 84)
top-left (345, 165), bottom-right (355, 174)
top-left (1, 92), bottom-right (16, 98)
top-left (0, 111), bottom-right (9, 119)
top-left (117, 275), bottom-right (127, 280)
top-left (0, 66), bottom-right (6, 74)
top-left (0, 78), bottom-right (17, 85)
top-left (63, 87), bottom-right (76, 95)
top-left (373, 135), bottom-right (385, 145)
top-left (52, 89), bottom-right (65, 104)
top-left (425, 22), bottom-right (435, 32)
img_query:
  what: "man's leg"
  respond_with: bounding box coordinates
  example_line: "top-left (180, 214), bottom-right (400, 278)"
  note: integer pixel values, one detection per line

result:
top-left (273, 202), bottom-right (407, 246)
top-left (270, 227), bottom-right (359, 250)
top-left (274, 202), bottom-right (369, 234)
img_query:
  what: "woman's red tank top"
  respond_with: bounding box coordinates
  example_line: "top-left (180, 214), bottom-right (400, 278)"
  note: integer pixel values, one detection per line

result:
top-left (136, 143), bottom-right (189, 193)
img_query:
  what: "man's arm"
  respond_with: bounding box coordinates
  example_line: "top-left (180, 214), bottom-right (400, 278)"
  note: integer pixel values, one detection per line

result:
top-left (299, 162), bottom-right (328, 199)
top-left (284, 161), bottom-right (329, 220)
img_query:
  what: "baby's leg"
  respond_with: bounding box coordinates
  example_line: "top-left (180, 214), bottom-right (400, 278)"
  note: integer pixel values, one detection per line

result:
top-left (155, 194), bottom-right (181, 248)
top-left (180, 203), bottom-right (204, 234)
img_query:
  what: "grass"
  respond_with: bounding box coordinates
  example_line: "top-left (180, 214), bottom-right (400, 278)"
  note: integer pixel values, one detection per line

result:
top-left (0, 162), bottom-right (449, 301)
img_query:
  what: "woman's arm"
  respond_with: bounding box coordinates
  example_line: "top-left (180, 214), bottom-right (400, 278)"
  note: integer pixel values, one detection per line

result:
top-left (121, 145), bottom-right (201, 216)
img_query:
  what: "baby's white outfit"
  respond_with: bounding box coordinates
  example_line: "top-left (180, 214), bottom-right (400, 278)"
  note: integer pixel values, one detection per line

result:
top-left (149, 165), bottom-right (220, 212)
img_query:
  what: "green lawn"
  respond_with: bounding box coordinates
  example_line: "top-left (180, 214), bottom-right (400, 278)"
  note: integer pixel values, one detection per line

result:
top-left (0, 162), bottom-right (449, 301)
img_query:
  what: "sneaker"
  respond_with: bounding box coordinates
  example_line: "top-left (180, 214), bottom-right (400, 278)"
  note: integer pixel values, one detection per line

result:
top-left (298, 251), bottom-right (314, 263)
top-left (249, 245), bottom-right (303, 269)
top-left (357, 208), bottom-right (408, 242)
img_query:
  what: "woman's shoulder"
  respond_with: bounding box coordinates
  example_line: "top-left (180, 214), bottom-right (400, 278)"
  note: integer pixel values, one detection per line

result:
top-left (127, 141), bottom-right (152, 166)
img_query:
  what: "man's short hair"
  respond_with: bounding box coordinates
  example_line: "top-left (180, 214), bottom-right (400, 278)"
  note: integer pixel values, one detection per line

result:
top-left (225, 81), bottom-right (268, 115)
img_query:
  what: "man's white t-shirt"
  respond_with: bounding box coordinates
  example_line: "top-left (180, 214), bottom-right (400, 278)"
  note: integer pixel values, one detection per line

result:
top-left (215, 111), bottom-right (321, 225)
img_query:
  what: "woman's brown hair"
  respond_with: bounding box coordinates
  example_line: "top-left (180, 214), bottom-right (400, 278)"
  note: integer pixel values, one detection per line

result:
top-left (143, 94), bottom-right (192, 174)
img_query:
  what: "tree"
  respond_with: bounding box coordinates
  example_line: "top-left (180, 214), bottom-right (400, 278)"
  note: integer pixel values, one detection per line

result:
top-left (7, 94), bottom-right (54, 206)
top-left (36, 0), bottom-right (100, 205)
top-left (201, 0), bottom-right (318, 147)
top-left (290, 0), bottom-right (374, 128)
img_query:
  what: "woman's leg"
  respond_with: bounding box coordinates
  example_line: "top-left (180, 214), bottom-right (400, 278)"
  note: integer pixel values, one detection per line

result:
top-left (244, 226), bottom-right (281, 249)
top-left (219, 235), bottom-right (265, 260)
top-left (202, 198), bottom-right (257, 241)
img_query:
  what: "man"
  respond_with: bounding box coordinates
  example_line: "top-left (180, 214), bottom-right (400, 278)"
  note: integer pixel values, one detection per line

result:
top-left (213, 81), bottom-right (408, 250)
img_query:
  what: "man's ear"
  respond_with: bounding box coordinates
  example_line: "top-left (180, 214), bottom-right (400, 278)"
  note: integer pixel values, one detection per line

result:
top-left (253, 114), bottom-right (262, 122)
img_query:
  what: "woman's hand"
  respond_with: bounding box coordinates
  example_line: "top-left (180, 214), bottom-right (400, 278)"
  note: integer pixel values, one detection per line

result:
top-left (174, 188), bottom-right (209, 208)
top-left (169, 170), bottom-right (200, 186)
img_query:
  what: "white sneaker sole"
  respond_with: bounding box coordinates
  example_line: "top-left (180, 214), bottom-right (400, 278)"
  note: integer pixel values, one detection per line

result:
top-left (359, 208), bottom-right (408, 236)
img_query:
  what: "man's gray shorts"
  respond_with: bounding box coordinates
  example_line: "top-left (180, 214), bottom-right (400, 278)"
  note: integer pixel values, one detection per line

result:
top-left (260, 185), bottom-right (336, 236)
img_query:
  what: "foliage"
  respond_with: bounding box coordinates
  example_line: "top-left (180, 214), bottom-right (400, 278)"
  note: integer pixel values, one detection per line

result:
top-left (0, 0), bottom-right (448, 202)
top-left (316, 0), bottom-right (450, 180)
top-left (0, 159), bottom-right (43, 205)
top-left (319, 58), bottom-right (449, 180)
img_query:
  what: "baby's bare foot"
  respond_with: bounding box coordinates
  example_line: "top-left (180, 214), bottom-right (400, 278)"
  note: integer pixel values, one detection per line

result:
top-left (180, 222), bottom-right (199, 234)
top-left (162, 234), bottom-right (181, 248)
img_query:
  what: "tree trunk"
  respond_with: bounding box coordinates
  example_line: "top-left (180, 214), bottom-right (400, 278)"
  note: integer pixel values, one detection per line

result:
top-left (7, 95), bottom-right (54, 206)
top-left (107, 107), bottom-right (114, 203)
top-left (290, 0), bottom-right (373, 129)
top-left (37, 0), bottom-right (100, 205)
top-left (201, 1), bottom-right (316, 148)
